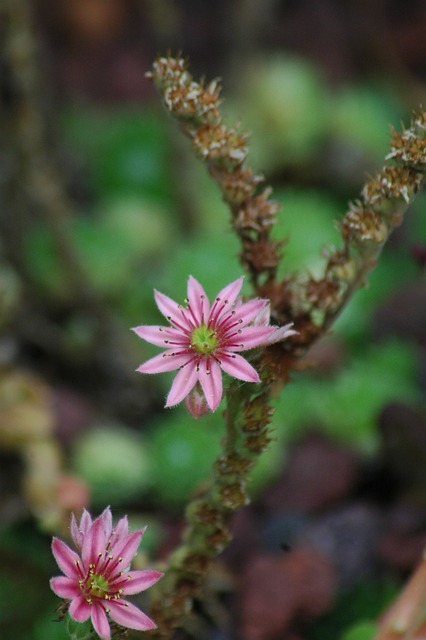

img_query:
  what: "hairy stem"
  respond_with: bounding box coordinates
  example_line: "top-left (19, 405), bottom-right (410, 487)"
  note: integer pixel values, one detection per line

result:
top-left (149, 376), bottom-right (274, 638)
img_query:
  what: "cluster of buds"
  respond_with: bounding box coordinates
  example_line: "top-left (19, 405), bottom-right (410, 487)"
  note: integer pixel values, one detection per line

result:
top-left (300, 110), bottom-right (426, 331)
top-left (149, 55), bottom-right (283, 287)
top-left (386, 111), bottom-right (426, 168)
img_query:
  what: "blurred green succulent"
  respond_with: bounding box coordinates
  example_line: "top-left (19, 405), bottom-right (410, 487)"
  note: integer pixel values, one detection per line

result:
top-left (72, 424), bottom-right (152, 506)
top-left (147, 411), bottom-right (224, 508)
top-left (272, 340), bottom-right (419, 452)
top-left (233, 55), bottom-right (329, 171)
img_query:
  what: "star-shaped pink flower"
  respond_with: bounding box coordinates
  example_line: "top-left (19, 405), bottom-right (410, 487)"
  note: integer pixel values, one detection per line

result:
top-left (133, 276), bottom-right (295, 415)
top-left (50, 507), bottom-right (163, 640)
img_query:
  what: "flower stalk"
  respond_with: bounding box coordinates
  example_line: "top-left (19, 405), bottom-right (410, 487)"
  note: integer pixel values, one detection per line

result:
top-left (149, 376), bottom-right (275, 638)
top-left (148, 56), bottom-right (283, 289)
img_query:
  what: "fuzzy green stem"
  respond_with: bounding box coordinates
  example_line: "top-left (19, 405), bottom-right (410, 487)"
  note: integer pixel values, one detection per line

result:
top-left (149, 375), bottom-right (274, 638)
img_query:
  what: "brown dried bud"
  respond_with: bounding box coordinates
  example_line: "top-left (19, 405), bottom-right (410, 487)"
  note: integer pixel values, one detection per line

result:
top-left (341, 203), bottom-right (388, 244)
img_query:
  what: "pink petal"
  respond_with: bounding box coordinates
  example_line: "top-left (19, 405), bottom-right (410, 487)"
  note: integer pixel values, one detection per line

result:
top-left (198, 359), bottom-right (223, 411)
top-left (131, 325), bottom-right (188, 348)
top-left (79, 509), bottom-right (93, 537)
top-left (112, 570), bottom-right (163, 595)
top-left (253, 301), bottom-right (271, 326)
top-left (70, 513), bottom-right (83, 549)
top-left (154, 290), bottom-right (192, 332)
top-left (165, 364), bottom-right (199, 407)
top-left (51, 538), bottom-right (80, 579)
top-left (50, 576), bottom-right (80, 599)
top-left (115, 515), bottom-right (129, 538)
top-left (215, 277), bottom-right (244, 308)
top-left (187, 276), bottom-right (210, 324)
top-left (82, 513), bottom-right (107, 570)
top-left (219, 353), bottom-right (260, 383)
top-left (91, 603), bottom-right (111, 640)
top-left (108, 530), bottom-right (143, 574)
top-left (225, 326), bottom-right (275, 351)
top-left (137, 350), bottom-right (191, 374)
top-left (263, 323), bottom-right (297, 345)
top-left (107, 600), bottom-right (156, 631)
top-left (209, 277), bottom-right (244, 324)
top-left (230, 298), bottom-right (268, 325)
top-left (69, 595), bottom-right (91, 623)
top-left (100, 506), bottom-right (113, 539)
top-left (108, 516), bottom-right (130, 554)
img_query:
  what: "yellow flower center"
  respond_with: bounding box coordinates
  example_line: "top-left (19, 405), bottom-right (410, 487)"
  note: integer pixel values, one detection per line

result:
top-left (88, 574), bottom-right (110, 598)
top-left (190, 324), bottom-right (217, 354)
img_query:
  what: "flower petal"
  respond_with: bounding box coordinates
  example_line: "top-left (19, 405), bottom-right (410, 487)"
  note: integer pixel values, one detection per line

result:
top-left (209, 277), bottom-right (244, 324)
top-left (70, 513), bottom-right (83, 549)
top-left (51, 538), bottom-right (80, 579)
top-left (69, 595), bottom-right (91, 623)
top-left (165, 364), bottom-right (199, 408)
top-left (231, 298), bottom-right (268, 325)
top-left (111, 570), bottom-right (164, 595)
top-left (154, 290), bottom-right (193, 332)
top-left (108, 530), bottom-right (143, 574)
top-left (187, 276), bottom-right (210, 324)
top-left (91, 603), bottom-right (111, 640)
top-left (137, 350), bottom-right (191, 374)
top-left (219, 353), bottom-right (260, 383)
top-left (154, 289), bottom-right (180, 320)
top-left (263, 323), bottom-right (297, 345)
top-left (107, 600), bottom-right (156, 631)
top-left (131, 325), bottom-right (188, 348)
top-left (225, 326), bottom-right (275, 351)
top-left (82, 513), bottom-right (107, 570)
top-left (79, 509), bottom-right (93, 537)
top-left (100, 506), bottom-right (113, 540)
top-left (108, 516), bottom-right (130, 554)
top-left (50, 576), bottom-right (80, 599)
top-left (198, 359), bottom-right (223, 411)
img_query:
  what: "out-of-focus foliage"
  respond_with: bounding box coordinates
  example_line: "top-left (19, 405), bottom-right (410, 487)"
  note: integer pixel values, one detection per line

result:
top-left (59, 108), bottom-right (173, 203)
top-left (272, 340), bottom-right (420, 452)
top-left (72, 424), bottom-right (152, 506)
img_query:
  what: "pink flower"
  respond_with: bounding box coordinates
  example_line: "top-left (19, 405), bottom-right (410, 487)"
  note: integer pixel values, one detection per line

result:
top-left (132, 276), bottom-right (295, 414)
top-left (50, 507), bottom-right (163, 640)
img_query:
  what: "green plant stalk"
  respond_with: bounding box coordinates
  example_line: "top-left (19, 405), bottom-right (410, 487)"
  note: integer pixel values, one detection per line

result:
top-left (149, 372), bottom-right (275, 638)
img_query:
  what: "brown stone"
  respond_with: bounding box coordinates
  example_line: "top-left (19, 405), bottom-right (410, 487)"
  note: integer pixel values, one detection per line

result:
top-left (265, 433), bottom-right (358, 513)
top-left (238, 548), bottom-right (336, 640)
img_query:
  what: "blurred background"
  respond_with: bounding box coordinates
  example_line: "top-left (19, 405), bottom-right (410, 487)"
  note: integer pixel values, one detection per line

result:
top-left (0, 1), bottom-right (426, 639)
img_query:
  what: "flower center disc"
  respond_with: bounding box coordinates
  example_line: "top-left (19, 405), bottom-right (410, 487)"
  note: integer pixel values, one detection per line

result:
top-left (190, 324), bottom-right (217, 354)
top-left (89, 574), bottom-right (110, 598)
